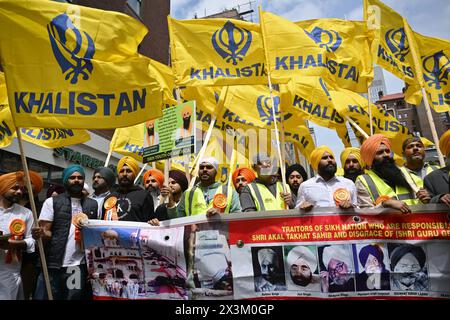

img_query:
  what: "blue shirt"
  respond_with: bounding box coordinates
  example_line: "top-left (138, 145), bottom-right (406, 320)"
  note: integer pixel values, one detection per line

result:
top-left (296, 175), bottom-right (357, 208)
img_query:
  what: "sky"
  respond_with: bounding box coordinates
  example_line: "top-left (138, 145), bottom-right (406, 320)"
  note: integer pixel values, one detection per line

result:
top-left (170, 0), bottom-right (450, 165)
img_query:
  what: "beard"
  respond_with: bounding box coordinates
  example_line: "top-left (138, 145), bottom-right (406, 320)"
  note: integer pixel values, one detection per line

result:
top-left (291, 272), bottom-right (312, 287)
top-left (4, 193), bottom-right (20, 204)
top-left (147, 127), bottom-right (154, 136)
top-left (318, 163), bottom-right (337, 177)
top-left (372, 157), bottom-right (410, 189)
top-left (119, 177), bottom-right (133, 188)
top-left (67, 183), bottom-right (83, 194)
top-left (344, 168), bottom-right (363, 182)
top-left (183, 116), bottom-right (191, 130)
top-left (147, 186), bottom-right (160, 197)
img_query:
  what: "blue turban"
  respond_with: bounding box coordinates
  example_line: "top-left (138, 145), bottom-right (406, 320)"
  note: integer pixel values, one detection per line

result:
top-left (62, 165), bottom-right (85, 185)
top-left (359, 244), bottom-right (386, 271)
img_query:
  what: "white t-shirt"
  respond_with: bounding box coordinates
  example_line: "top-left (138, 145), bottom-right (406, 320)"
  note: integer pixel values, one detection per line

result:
top-left (40, 197), bottom-right (85, 267)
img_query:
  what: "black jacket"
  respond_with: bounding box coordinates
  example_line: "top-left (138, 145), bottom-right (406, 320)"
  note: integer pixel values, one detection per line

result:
top-left (45, 193), bottom-right (98, 269)
top-left (424, 166), bottom-right (450, 203)
top-left (103, 185), bottom-right (155, 222)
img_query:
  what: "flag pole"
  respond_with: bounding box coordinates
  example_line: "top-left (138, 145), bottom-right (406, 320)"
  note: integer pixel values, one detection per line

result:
top-left (104, 150), bottom-right (113, 167)
top-left (346, 116), bottom-right (369, 139)
top-left (420, 88), bottom-right (445, 166)
top-left (134, 163), bottom-right (147, 184)
top-left (367, 87), bottom-right (374, 136)
top-left (16, 128), bottom-right (53, 300)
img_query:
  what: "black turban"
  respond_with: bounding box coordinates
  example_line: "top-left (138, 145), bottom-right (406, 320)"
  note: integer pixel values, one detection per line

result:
top-left (285, 164), bottom-right (308, 182)
top-left (94, 167), bottom-right (116, 188)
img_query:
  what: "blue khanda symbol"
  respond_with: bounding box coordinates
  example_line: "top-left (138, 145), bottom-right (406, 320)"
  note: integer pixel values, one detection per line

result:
top-left (256, 96), bottom-right (292, 126)
top-left (385, 28), bottom-right (410, 62)
top-left (422, 51), bottom-right (450, 90)
top-left (211, 21), bottom-right (252, 65)
top-left (47, 14), bottom-right (95, 84)
top-left (305, 27), bottom-right (342, 53)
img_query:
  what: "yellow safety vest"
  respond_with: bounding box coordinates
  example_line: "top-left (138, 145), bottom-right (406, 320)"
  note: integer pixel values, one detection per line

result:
top-left (399, 165), bottom-right (438, 189)
top-left (248, 181), bottom-right (285, 211)
top-left (357, 170), bottom-right (419, 205)
top-left (184, 184), bottom-right (232, 216)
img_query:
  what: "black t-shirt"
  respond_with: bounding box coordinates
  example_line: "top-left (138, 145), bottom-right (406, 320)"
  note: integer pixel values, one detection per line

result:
top-left (103, 185), bottom-right (155, 222)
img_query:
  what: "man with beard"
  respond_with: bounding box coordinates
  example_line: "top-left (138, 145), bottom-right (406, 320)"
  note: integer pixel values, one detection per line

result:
top-left (286, 246), bottom-right (320, 291)
top-left (231, 167), bottom-right (256, 194)
top-left (356, 244), bottom-right (390, 291)
top-left (240, 153), bottom-right (293, 212)
top-left (424, 130), bottom-right (450, 207)
top-left (145, 120), bottom-right (159, 147)
top-left (340, 148), bottom-right (365, 182)
top-left (321, 245), bottom-right (355, 293)
top-left (102, 157), bottom-right (156, 222)
top-left (32, 165), bottom-right (98, 300)
top-left (143, 168), bottom-right (165, 210)
top-left (175, 104), bottom-right (193, 142)
top-left (390, 244), bottom-right (428, 291)
top-left (170, 157), bottom-right (241, 218)
top-left (285, 164), bottom-right (308, 205)
top-left (254, 247), bottom-right (286, 292)
top-left (149, 169), bottom-right (189, 225)
top-left (399, 137), bottom-right (436, 204)
top-left (296, 146), bottom-right (357, 210)
top-left (357, 134), bottom-right (417, 212)
top-left (0, 172), bottom-right (35, 300)
top-left (89, 167), bottom-right (116, 219)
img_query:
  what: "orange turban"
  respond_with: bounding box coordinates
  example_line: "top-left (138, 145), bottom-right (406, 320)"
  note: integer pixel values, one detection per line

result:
top-left (309, 146), bottom-right (334, 171)
top-left (439, 129), bottom-right (450, 157)
top-left (117, 156), bottom-right (139, 177)
top-left (232, 167), bottom-right (256, 187)
top-left (340, 147), bottom-right (364, 169)
top-left (17, 170), bottom-right (43, 195)
top-left (0, 171), bottom-right (24, 196)
top-left (360, 134), bottom-right (391, 168)
top-left (143, 168), bottom-right (164, 187)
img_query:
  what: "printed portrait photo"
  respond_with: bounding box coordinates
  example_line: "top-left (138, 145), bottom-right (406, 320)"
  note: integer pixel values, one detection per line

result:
top-left (353, 243), bottom-right (391, 291)
top-left (251, 246), bottom-right (286, 292)
top-left (284, 245), bottom-right (321, 292)
top-left (318, 244), bottom-right (355, 293)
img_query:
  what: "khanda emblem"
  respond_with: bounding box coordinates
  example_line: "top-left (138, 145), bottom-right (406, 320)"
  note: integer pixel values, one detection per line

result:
top-left (47, 13), bottom-right (95, 84)
top-left (385, 28), bottom-right (410, 62)
top-left (211, 21), bottom-right (252, 65)
top-left (422, 51), bottom-right (450, 90)
top-left (305, 27), bottom-right (342, 53)
top-left (256, 96), bottom-right (292, 126)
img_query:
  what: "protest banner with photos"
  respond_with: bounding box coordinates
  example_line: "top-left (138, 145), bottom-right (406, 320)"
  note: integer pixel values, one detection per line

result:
top-left (83, 205), bottom-right (450, 300)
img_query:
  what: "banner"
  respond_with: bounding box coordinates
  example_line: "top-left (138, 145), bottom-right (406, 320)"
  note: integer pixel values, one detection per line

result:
top-left (404, 32), bottom-right (450, 113)
top-left (364, 0), bottom-right (417, 85)
top-left (0, 0), bottom-right (163, 129)
top-left (295, 19), bottom-right (374, 93)
top-left (168, 16), bottom-right (267, 86)
top-left (143, 101), bottom-right (196, 163)
top-left (83, 206), bottom-right (450, 300)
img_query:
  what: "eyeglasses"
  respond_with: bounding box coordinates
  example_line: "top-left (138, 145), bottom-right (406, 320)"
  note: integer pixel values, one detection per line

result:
top-left (329, 261), bottom-right (346, 276)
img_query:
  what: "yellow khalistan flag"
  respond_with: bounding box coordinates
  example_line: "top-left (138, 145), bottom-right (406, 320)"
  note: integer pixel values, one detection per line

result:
top-left (331, 88), bottom-right (414, 155)
top-left (0, 73), bottom-right (91, 148)
top-left (403, 31), bottom-right (450, 113)
top-left (109, 122), bottom-right (145, 162)
top-left (295, 19), bottom-right (374, 93)
top-left (0, 0), bottom-right (163, 129)
top-left (259, 10), bottom-right (330, 84)
top-left (168, 16), bottom-right (267, 86)
top-left (364, 0), bottom-right (417, 85)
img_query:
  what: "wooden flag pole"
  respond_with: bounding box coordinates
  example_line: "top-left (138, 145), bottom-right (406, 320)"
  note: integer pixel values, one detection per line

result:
top-left (134, 163), bottom-right (147, 184)
top-left (346, 116), bottom-right (369, 139)
top-left (420, 88), bottom-right (445, 167)
top-left (16, 129), bottom-right (53, 300)
top-left (104, 150), bottom-right (113, 168)
top-left (367, 88), bottom-right (374, 136)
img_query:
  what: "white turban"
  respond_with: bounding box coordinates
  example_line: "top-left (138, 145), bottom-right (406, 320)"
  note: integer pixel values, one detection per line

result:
top-left (198, 252), bottom-right (228, 280)
top-left (322, 245), bottom-right (352, 270)
top-left (200, 156), bottom-right (219, 171)
top-left (287, 246), bottom-right (317, 273)
top-left (258, 248), bottom-right (279, 267)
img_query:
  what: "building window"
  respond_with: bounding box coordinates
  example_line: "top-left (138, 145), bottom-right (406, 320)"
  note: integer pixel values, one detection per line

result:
top-left (128, 0), bottom-right (141, 17)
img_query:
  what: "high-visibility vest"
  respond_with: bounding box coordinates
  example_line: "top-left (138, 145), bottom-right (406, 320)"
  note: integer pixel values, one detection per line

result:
top-left (399, 165), bottom-right (438, 189)
top-left (247, 181), bottom-right (285, 211)
top-left (357, 170), bottom-right (419, 205)
top-left (184, 184), bottom-right (232, 216)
